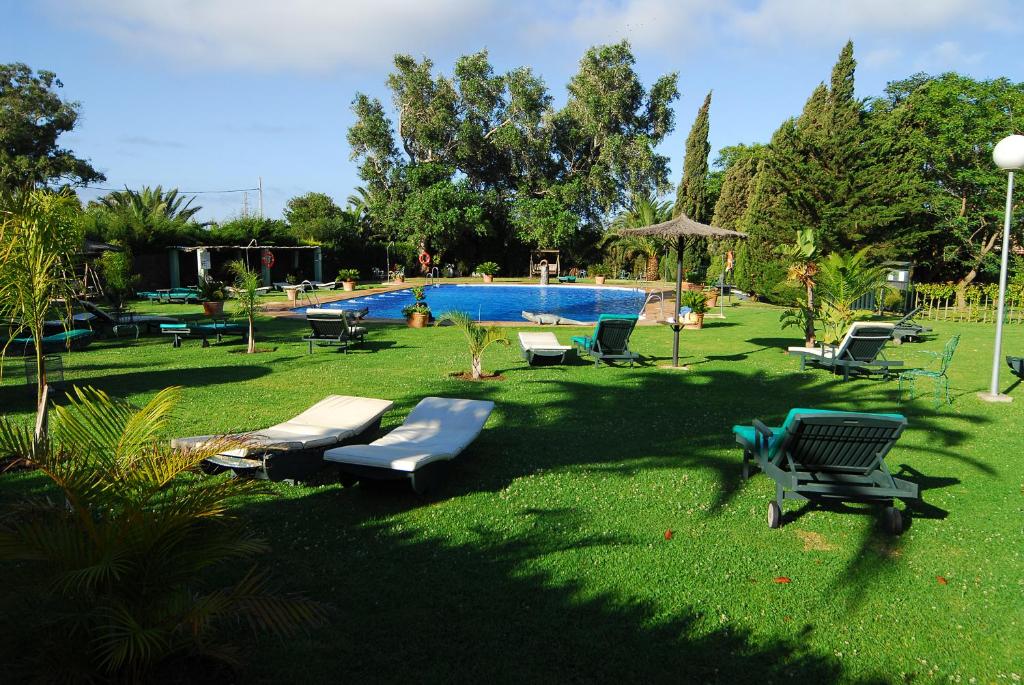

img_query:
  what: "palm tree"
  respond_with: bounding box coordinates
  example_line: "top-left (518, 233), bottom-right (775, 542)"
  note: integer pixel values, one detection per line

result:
top-left (0, 188), bottom-right (82, 436)
top-left (97, 185), bottom-right (202, 223)
top-left (607, 193), bottom-right (673, 281)
top-left (815, 248), bottom-right (887, 344)
top-left (778, 228), bottom-right (819, 347)
top-left (435, 311), bottom-right (510, 379)
top-left (0, 386), bottom-right (324, 681)
top-left (230, 260), bottom-right (261, 354)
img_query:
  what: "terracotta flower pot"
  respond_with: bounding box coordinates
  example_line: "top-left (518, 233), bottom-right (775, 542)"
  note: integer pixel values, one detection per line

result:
top-left (394, 275), bottom-right (405, 284)
top-left (594, 276), bottom-right (606, 285)
top-left (285, 288), bottom-right (299, 303)
top-left (705, 293), bottom-right (718, 308)
top-left (342, 280), bottom-right (356, 292)
top-left (482, 274), bottom-right (494, 283)
top-left (683, 312), bottom-right (704, 330)
top-left (203, 301), bottom-right (225, 317)
top-left (407, 312), bottom-right (429, 328)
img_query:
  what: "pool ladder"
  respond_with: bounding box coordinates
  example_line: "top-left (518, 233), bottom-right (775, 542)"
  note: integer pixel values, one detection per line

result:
top-left (426, 266), bottom-right (440, 287)
top-left (640, 289), bottom-right (666, 321)
top-left (297, 281), bottom-right (321, 308)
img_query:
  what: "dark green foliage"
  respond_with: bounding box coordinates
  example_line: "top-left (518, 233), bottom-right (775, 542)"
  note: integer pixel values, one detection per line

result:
top-left (208, 216), bottom-right (295, 246)
top-left (0, 63), bottom-right (104, 189)
top-left (347, 43), bottom-right (679, 269)
top-left (96, 248), bottom-right (139, 309)
top-left (84, 186), bottom-right (205, 250)
top-left (675, 91), bottom-right (712, 222)
top-left (711, 144), bottom-right (766, 230)
top-left (869, 72), bottom-right (1024, 290)
top-left (285, 192), bottom-right (362, 247)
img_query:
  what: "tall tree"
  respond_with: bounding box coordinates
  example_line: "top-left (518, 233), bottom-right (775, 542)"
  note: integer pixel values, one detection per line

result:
top-left (675, 91), bottom-right (712, 222)
top-left (710, 144), bottom-right (765, 230)
top-left (0, 63), bottom-right (104, 190)
top-left (871, 73), bottom-right (1024, 299)
top-left (347, 43), bottom-right (678, 263)
top-left (85, 186), bottom-right (202, 250)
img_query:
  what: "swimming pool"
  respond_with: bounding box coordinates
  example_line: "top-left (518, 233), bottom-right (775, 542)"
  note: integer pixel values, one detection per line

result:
top-left (299, 284), bottom-right (646, 322)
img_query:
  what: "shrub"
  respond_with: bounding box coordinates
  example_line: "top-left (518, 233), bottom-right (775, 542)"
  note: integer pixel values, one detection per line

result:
top-left (589, 264), bottom-right (612, 277)
top-left (679, 290), bottom-right (709, 315)
top-left (475, 261), bottom-right (500, 276)
top-left (402, 302), bottom-right (431, 318)
top-left (96, 248), bottom-right (140, 309)
top-left (197, 278), bottom-right (227, 302)
top-left (0, 386), bottom-right (324, 681)
top-left (410, 285), bottom-right (426, 301)
top-left (337, 268), bottom-right (360, 282)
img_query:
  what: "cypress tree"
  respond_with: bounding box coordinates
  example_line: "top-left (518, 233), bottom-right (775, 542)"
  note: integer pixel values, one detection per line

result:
top-left (711, 145), bottom-right (764, 230)
top-left (675, 91), bottom-right (712, 222)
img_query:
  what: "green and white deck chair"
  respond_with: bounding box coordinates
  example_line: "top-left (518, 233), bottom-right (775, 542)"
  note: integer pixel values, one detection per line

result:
top-left (891, 307), bottom-right (932, 344)
top-left (324, 397), bottom-right (495, 494)
top-left (570, 314), bottom-right (639, 366)
top-left (787, 322), bottom-right (902, 381)
top-left (172, 395), bottom-right (394, 482)
top-left (898, 334), bottom-right (960, 407)
top-left (519, 332), bottom-right (573, 366)
top-left (1007, 356), bottom-right (1024, 380)
top-left (732, 408), bottom-right (918, 533)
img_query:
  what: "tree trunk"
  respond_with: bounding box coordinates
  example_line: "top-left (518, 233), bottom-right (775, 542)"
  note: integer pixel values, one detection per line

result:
top-left (955, 268), bottom-right (978, 310)
top-left (247, 318), bottom-right (256, 354)
top-left (646, 254), bottom-right (659, 282)
top-left (33, 326), bottom-right (48, 447)
top-left (804, 282), bottom-right (816, 347)
top-left (471, 355), bottom-right (482, 380)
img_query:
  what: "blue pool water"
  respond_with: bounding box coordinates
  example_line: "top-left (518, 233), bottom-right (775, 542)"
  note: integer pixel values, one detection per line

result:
top-left (299, 284), bottom-right (645, 322)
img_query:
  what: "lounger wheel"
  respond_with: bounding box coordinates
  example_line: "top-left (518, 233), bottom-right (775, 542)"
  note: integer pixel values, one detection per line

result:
top-left (767, 501), bottom-right (782, 529)
top-left (884, 506), bottom-right (903, 535)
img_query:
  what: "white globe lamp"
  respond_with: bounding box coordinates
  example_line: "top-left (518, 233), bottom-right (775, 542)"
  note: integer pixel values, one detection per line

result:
top-left (993, 134), bottom-right (1024, 170)
top-left (980, 134), bottom-right (1024, 402)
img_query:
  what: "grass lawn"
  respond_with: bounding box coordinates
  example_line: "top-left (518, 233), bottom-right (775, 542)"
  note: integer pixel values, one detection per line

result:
top-left (2, 300), bottom-right (1022, 683)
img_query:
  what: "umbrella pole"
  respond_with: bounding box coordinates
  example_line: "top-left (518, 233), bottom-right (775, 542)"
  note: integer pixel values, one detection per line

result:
top-left (673, 237), bottom-right (683, 367)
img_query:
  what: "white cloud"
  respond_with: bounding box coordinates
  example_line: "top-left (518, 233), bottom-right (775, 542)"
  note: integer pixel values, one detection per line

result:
top-left (913, 41), bottom-right (986, 71)
top-left (728, 0), bottom-right (1012, 44)
top-left (564, 0), bottom-right (724, 54)
top-left (49, 0), bottom-right (500, 71)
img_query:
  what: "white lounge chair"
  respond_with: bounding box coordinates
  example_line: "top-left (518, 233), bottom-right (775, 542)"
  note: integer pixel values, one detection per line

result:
top-left (787, 322), bottom-right (902, 381)
top-left (519, 332), bottom-right (574, 366)
top-left (171, 395), bottom-right (394, 481)
top-left (323, 397), bottom-right (495, 494)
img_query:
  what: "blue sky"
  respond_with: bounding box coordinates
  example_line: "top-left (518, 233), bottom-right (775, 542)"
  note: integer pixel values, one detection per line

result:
top-left (3, 1), bottom-right (1021, 221)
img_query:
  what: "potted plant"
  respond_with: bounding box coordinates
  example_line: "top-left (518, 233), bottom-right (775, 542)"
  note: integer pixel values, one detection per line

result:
top-left (679, 290), bottom-right (709, 330)
top-left (476, 262), bottom-right (499, 284)
top-left (402, 285), bottom-right (430, 327)
top-left (402, 301), bottom-right (431, 328)
top-left (392, 267), bottom-right (405, 284)
top-left (589, 264), bottom-right (611, 285)
top-left (337, 268), bottom-right (360, 292)
top-left (703, 285), bottom-right (718, 308)
top-left (197, 278), bottom-right (227, 317)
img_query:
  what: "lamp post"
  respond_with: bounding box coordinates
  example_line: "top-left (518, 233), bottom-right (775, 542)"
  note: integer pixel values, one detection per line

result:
top-left (979, 134), bottom-right (1024, 403)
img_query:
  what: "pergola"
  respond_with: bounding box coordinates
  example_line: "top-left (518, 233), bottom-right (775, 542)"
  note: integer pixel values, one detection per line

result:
top-left (169, 244), bottom-right (322, 287)
top-left (620, 214), bottom-right (747, 368)
top-left (529, 250), bottom-right (560, 277)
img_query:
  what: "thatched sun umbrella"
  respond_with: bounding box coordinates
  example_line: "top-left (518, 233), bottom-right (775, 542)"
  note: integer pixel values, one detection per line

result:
top-left (620, 214), bottom-right (747, 368)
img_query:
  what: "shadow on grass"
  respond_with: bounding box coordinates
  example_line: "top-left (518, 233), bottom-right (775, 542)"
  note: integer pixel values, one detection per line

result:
top-left (0, 364), bottom-right (274, 414)
top-left (236, 492), bottom-right (856, 683)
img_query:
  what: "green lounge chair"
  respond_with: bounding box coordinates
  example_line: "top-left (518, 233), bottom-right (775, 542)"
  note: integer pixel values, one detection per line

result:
top-left (891, 307), bottom-right (932, 344)
top-left (1007, 356), bottom-right (1024, 380)
top-left (571, 314), bottom-right (639, 367)
top-left (898, 335), bottom-right (960, 407)
top-left (160, 322), bottom-right (248, 348)
top-left (787, 322), bottom-right (902, 381)
top-left (303, 315), bottom-right (366, 353)
top-left (8, 329), bottom-right (94, 354)
top-left (733, 408), bottom-right (918, 533)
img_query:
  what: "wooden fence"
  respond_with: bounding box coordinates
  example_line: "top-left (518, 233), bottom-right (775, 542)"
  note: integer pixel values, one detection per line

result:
top-left (910, 290), bottom-right (1024, 324)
